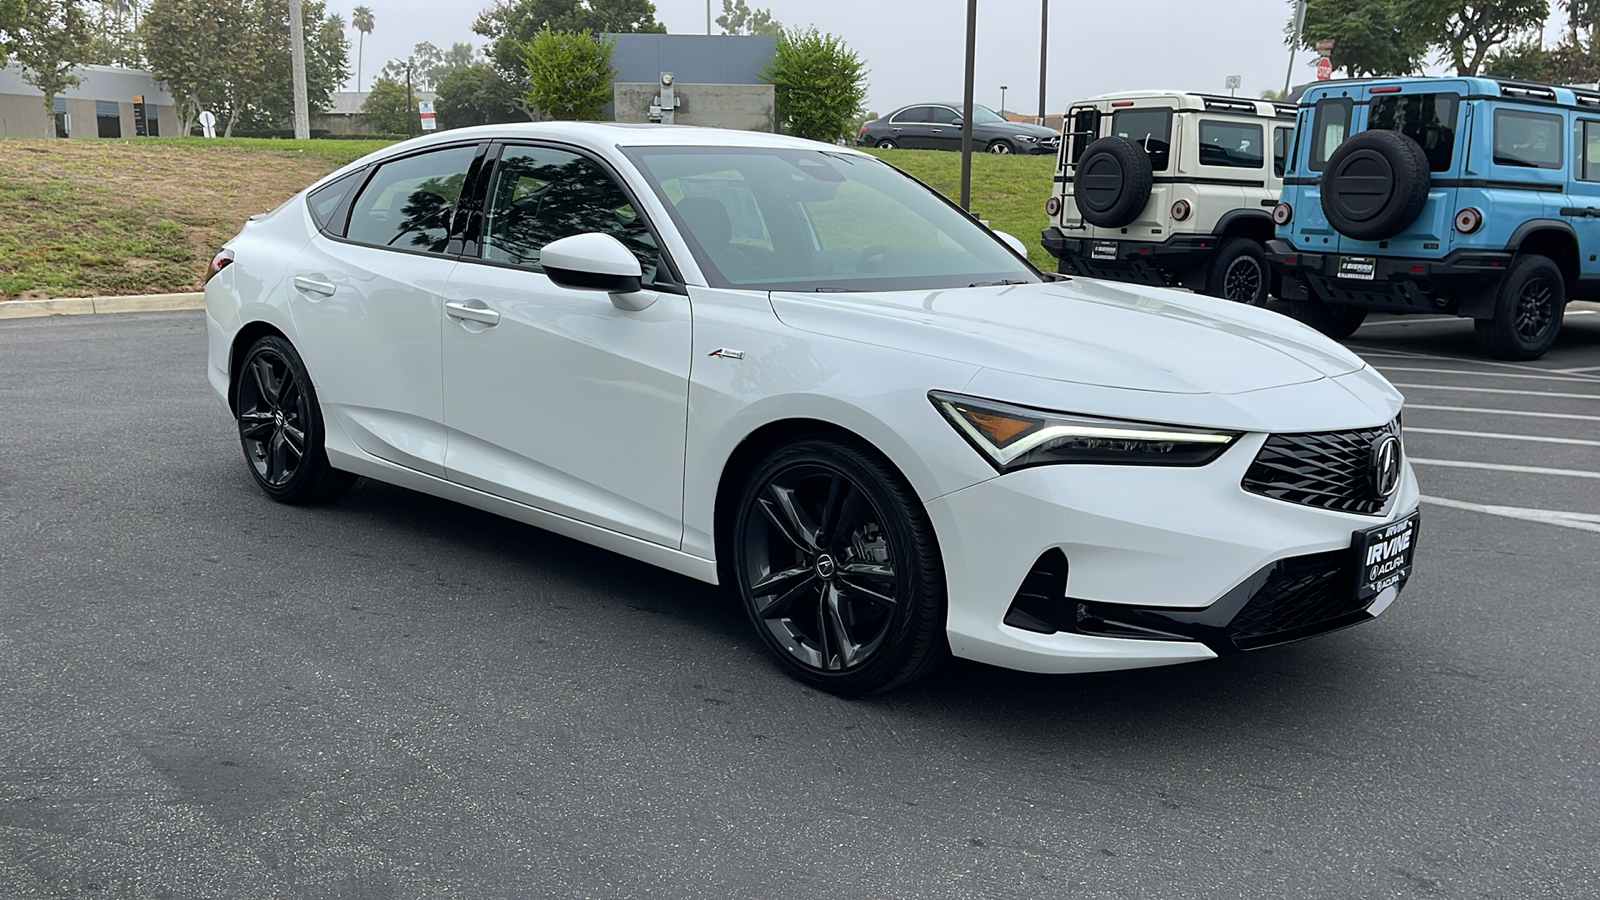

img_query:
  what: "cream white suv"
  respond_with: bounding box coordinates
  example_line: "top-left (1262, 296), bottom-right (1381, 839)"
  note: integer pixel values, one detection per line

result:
top-left (1041, 91), bottom-right (1296, 305)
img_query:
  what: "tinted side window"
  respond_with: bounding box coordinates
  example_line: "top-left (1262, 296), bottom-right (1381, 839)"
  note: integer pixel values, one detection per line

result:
top-left (1580, 120), bottom-right (1600, 181)
top-left (307, 169), bottom-right (364, 235)
top-left (1273, 127), bottom-right (1291, 177)
top-left (1309, 98), bottom-right (1352, 171)
top-left (1369, 92), bottom-right (1458, 171)
top-left (1066, 107), bottom-right (1101, 166)
top-left (1495, 109), bottom-right (1563, 169)
top-left (927, 106), bottom-right (959, 125)
top-left (1110, 108), bottom-right (1171, 171)
top-left (346, 146), bottom-right (477, 254)
top-left (1197, 120), bottom-right (1264, 168)
top-left (892, 106), bottom-right (932, 123)
top-left (481, 146), bottom-right (660, 282)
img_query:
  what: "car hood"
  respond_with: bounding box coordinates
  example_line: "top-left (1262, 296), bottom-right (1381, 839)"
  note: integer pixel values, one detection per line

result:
top-left (769, 278), bottom-right (1368, 396)
top-left (985, 122), bottom-right (1058, 138)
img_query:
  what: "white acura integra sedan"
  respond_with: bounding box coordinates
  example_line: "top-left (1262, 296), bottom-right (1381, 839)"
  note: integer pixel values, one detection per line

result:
top-left (205, 123), bottom-right (1420, 694)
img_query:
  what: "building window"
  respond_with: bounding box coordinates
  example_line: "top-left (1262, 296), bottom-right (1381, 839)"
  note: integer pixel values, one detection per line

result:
top-left (95, 100), bottom-right (122, 139)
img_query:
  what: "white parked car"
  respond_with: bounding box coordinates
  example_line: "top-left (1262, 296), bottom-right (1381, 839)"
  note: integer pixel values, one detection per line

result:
top-left (205, 123), bottom-right (1420, 695)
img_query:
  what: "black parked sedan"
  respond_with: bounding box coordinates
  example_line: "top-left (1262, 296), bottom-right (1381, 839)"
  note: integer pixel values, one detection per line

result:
top-left (857, 103), bottom-right (1061, 154)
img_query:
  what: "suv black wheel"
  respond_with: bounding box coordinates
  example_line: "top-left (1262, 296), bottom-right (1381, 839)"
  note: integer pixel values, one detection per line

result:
top-left (235, 335), bottom-right (357, 504)
top-left (732, 437), bottom-right (947, 695)
top-left (987, 139), bottom-right (1013, 155)
top-left (1073, 137), bottom-right (1154, 229)
top-left (1289, 296), bottom-right (1368, 340)
top-left (1474, 254), bottom-right (1565, 360)
top-left (1207, 238), bottom-right (1270, 306)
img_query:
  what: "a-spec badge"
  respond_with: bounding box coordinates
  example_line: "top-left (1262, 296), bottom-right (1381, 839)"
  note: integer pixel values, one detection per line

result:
top-left (707, 348), bottom-right (745, 360)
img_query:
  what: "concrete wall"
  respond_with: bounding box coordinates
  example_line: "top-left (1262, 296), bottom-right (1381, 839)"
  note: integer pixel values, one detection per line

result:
top-left (613, 82), bottom-right (775, 133)
top-left (607, 34), bottom-right (775, 85)
top-left (64, 98), bottom-right (96, 138)
top-left (0, 94), bottom-right (52, 137)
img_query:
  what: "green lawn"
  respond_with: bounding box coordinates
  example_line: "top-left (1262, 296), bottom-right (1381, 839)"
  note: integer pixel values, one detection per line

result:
top-left (0, 137), bottom-right (1056, 300)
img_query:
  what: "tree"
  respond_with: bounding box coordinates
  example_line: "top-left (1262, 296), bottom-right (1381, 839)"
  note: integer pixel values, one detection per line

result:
top-left (360, 74), bottom-right (411, 133)
top-left (1431, 0), bottom-right (1549, 76)
top-left (1488, 35), bottom-right (1600, 82)
top-left (84, 0), bottom-right (141, 67)
top-left (0, 0), bottom-right (29, 68)
top-left (1293, 0), bottom-right (1437, 78)
top-left (717, 0), bottom-right (778, 35)
top-left (142, 0), bottom-right (253, 133)
top-left (350, 4), bottom-right (372, 90)
top-left (8, 0), bottom-right (94, 116)
top-left (521, 25), bottom-right (613, 120)
top-left (473, 0), bottom-right (662, 117)
top-left (761, 27), bottom-right (868, 143)
top-left (435, 62), bottom-right (520, 128)
top-left (239, 0), bottom-right (347, 133)
top-left (380, 41), bottom-right (477, 92)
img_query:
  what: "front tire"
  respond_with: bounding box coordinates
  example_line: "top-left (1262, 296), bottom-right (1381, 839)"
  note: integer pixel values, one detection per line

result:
top-left (1474, 254), bottom-right (1565, 360)
top-left (1289, 296), bottom-right (1368, 340)
top-left (732, 437), bottom-right (947, 695)
top-left (1206, 238), bottom-right (1270, 306)
top-left (234, 335), bottom-right (356, 505)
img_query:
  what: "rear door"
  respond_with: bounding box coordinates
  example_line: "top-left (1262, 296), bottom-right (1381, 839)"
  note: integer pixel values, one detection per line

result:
top-left (1106, 103), bottom-right (1175, 237)
top-left (889, 107), bottom-right (936, 149)
top-left (1340, 84), bottom-right (1466, 261)
top-left (1294, 92), bottom-right (1355, 255)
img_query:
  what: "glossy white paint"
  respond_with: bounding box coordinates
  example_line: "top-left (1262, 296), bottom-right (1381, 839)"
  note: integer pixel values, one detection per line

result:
top-left (540, 232), bottom-right (645, 279)
top-left (206, 122), bottom-right (1419, 677)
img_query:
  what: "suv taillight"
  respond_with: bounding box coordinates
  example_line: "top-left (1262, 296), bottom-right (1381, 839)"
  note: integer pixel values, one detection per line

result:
top-left (207, 248), bottom-right (234, 282)
top-left (1272, 202), bottom-right (1293, 226)
top-left (1045, 195), bottom-right (1062, 217)
top-left (1170, 199), bottom-right (1191, 221)
top-left (1454, 207), bottom-right (1483, 234)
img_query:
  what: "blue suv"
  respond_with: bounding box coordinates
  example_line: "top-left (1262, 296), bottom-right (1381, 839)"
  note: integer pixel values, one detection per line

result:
top-left (1267, 77), bottom-right (1600, 359)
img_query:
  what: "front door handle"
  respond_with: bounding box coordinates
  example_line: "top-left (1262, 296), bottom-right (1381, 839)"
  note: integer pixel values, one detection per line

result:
top-left (292, 275), bottom-right (336, 297)
top-left (445, 299), bottom-right (501, 327)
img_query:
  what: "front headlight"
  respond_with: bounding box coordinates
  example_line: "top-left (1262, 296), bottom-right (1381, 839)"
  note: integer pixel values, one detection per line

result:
top-left (930, 392), bottom-right (1241, 471)
top-left (1013, 134), bottom-right (1039, 142)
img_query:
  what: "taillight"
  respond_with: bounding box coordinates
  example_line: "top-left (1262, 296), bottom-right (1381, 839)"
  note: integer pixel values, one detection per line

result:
top-left (1170, 199), bottom-right (1191, 221)
top-left (207, 248), bottom-right (234, 282)
top-left (1272, 202), bottom-right (1293, 226)
top-left (1454, 207), bottom-right (1483, 234)
top-left (1045, 195), bottom-right (1062, 217)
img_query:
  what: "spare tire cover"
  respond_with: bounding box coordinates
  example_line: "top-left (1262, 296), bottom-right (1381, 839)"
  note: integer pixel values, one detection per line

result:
top-left (1320, 129), bottom-right (1431, 242)
top-left (1073, 136), bottom-right (1154, 229)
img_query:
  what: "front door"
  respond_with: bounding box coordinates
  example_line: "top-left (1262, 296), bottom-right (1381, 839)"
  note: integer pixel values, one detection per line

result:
top-left (440, 144), bottom-right (692, 547)
top-left (287, 143), bottom-right (481, 478)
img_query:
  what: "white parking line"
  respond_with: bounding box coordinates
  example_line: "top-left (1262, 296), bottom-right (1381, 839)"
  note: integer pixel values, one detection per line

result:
top-left (1406, 404), bottom-right (1600, 422)
top-left (1357, 316), bottom-right (1462, 327)
top-left (1554, 366), bottom-right (1600, 374)
top-left (1410, 458), bottom-right (1600, 479)
top-left (1393, 383), bottom-right (1600, 400)
top-left (1422, 495), bottom-right (1600, 533)
top-left (1377, 365), bottom-right (1600, 383)
top-left (1407, 427), bottom-right (1600, 447)
top-left (1356, 346), bottom-right (1600, 381)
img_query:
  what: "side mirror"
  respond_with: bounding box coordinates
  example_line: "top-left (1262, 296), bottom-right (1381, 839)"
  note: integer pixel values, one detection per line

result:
top-left (540, 233), bottom-right (653, 310)
top-left (994, 231), bottom-right (1028, 257)
top-left (952, 118), bottom-right (964, 127)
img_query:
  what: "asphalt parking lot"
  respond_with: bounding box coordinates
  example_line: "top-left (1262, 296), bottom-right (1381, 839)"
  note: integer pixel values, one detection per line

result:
top-left (2, 309), bottom-right (1597, 899)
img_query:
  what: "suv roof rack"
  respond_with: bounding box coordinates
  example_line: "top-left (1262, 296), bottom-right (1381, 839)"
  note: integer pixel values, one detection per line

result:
top-left (1497, 81), bottom-right (1559, 102)
top-left (1198, 96), bottom-right (1260, 114)
top-left (1571, 86), bottom-right (1600, 107)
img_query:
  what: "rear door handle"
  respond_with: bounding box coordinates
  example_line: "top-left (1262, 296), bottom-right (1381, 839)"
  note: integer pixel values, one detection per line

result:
top-left (445, 300), bottom-right (501, 326)
top-left (292, 275), bottom-right (336, 297)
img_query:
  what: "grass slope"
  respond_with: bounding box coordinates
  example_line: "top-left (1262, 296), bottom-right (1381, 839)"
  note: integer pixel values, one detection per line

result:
top-left (0, 138), bottom-right (1056, 300)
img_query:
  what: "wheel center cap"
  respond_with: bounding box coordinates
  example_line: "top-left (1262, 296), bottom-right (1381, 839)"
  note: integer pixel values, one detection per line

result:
top-left (274, 411), bottom-right (286, 427)
top-left (814, 554), bottom-right (837, 580)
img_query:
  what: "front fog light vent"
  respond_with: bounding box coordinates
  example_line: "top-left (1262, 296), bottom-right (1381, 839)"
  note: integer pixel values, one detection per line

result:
top-left (1003, 550), bottom-right (1070, 634)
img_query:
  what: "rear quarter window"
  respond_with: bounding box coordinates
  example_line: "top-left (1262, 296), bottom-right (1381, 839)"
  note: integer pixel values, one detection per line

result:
top-left (1494, 109), bottom-right (1564, 169)
top-left (1197, 120), bottom-right (1264, 168)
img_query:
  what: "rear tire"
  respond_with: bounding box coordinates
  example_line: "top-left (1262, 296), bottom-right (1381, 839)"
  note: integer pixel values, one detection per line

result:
top-left (1474, 254), bottom-right (1565, 360)
top-left (732, 437), bottom-right (947, 695)
top-left (1290, 296), bottom-right (1368, 340)
top-left (1206, 238), bottom-right (1270, 306)
top-left (234, 336), bottom-right (357, 505)
top-left (875, 139), bottom-right (897, 149)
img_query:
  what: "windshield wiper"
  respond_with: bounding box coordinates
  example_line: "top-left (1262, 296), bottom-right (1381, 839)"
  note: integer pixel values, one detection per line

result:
top-left (968, 279), bottom-right (1031, 287)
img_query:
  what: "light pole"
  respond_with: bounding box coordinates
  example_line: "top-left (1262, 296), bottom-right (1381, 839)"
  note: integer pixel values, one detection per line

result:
top-left (960, 0), bottom-right (977, 210)
top-left (1038, 0), bottom-right (1048, 126)
top-left (1000, 85), bottom-right (1008, 115)
top-left (288, 0), bottom-right (309, 139)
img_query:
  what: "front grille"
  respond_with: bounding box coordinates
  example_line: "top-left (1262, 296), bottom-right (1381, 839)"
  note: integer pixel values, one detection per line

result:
top-left (1226, 550), bottom-right (1367, 649)
top-left (1242, 421), bottom-right (1399, 516)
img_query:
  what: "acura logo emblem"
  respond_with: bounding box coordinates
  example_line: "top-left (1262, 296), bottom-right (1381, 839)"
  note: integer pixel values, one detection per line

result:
top-left (1371, 435), bottom-right (1402, 499)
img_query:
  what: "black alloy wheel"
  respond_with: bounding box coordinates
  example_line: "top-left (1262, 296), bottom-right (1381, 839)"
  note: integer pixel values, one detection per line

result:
top-left (733, 438), bottom-right (947, 694)
top-left (235, 336), bottom-right (356, 504)
top-left (1475, 254), bottom-right (1565, 360)
top-left (1207, 238), bottom-right (1270, 306)
top-left (987, 140), bottom-right (1013, 155)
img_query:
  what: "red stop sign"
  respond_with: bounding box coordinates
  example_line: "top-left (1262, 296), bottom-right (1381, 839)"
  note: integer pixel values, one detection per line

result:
top-left (1316, 57), bottom-right (1333, 81)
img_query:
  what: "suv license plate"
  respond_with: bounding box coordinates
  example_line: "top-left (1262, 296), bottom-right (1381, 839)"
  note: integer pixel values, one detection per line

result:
top-left (1338, 256), bottom-right (1377, 280)
top-left (1092, 241), bottom-right (1119, 260)
top-left (1354, 512), bottom-right (1418, 601)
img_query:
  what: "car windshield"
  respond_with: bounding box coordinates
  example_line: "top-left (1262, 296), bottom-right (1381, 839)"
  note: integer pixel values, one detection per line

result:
top-left (624, 147), bottom-right (1039, 292)
top-left (970, 105), bottom-right (1006, 125)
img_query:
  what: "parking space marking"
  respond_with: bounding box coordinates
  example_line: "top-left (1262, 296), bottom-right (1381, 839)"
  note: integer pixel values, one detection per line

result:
top-left (1410, 458), bottom-right (1600, 479)
top-left (1408, 427), bottom-right (1600, 447)
top-left (1393, 383), bottom-right (1600, 400)
top-left (1422, 495), bottom-right (1600, 533)
top-left (1554, 365), bottom-right (1600, 374)
top-left (1355, 347), bottom-right (1600, 380)
top-left (1407, 404), bottom-right (1600, 422)
top-left (1356, 316), bottom-right (1462, 327)
top-left (1377, 365), bottom-right (1600, 383)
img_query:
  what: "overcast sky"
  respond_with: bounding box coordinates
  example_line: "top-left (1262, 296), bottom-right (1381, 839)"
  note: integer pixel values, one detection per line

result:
top-left (342, 0), bottom-right (1571, 115)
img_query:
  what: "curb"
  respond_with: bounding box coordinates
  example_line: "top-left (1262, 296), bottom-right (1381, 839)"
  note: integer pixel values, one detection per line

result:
top-left (0, 292), bottom-right (204, 321)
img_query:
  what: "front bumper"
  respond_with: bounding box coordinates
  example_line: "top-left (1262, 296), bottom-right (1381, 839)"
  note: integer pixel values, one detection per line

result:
top-left (1266, 239), bottom-right (1512, 313)
top-left (925, 432), bottom-right (1421, 675)
top-left (1040, 227), bottom-right (1217, 285)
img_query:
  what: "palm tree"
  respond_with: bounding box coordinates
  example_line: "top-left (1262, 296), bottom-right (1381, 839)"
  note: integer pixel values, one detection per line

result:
top-left (352, 5), bottom-right (376, 91)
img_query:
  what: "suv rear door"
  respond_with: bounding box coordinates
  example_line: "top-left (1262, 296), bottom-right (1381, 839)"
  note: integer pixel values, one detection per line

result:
top-left (1339, 82), bottom-right (1467, 261)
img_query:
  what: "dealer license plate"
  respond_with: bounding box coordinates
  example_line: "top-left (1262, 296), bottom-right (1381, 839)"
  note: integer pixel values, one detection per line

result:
top-left (1092, 241), bottom-right (1119, 260)
top-left (1354, 512), bottom-right (1419, 601)
top-left (1338, 255), bottom-right (1377, 281)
